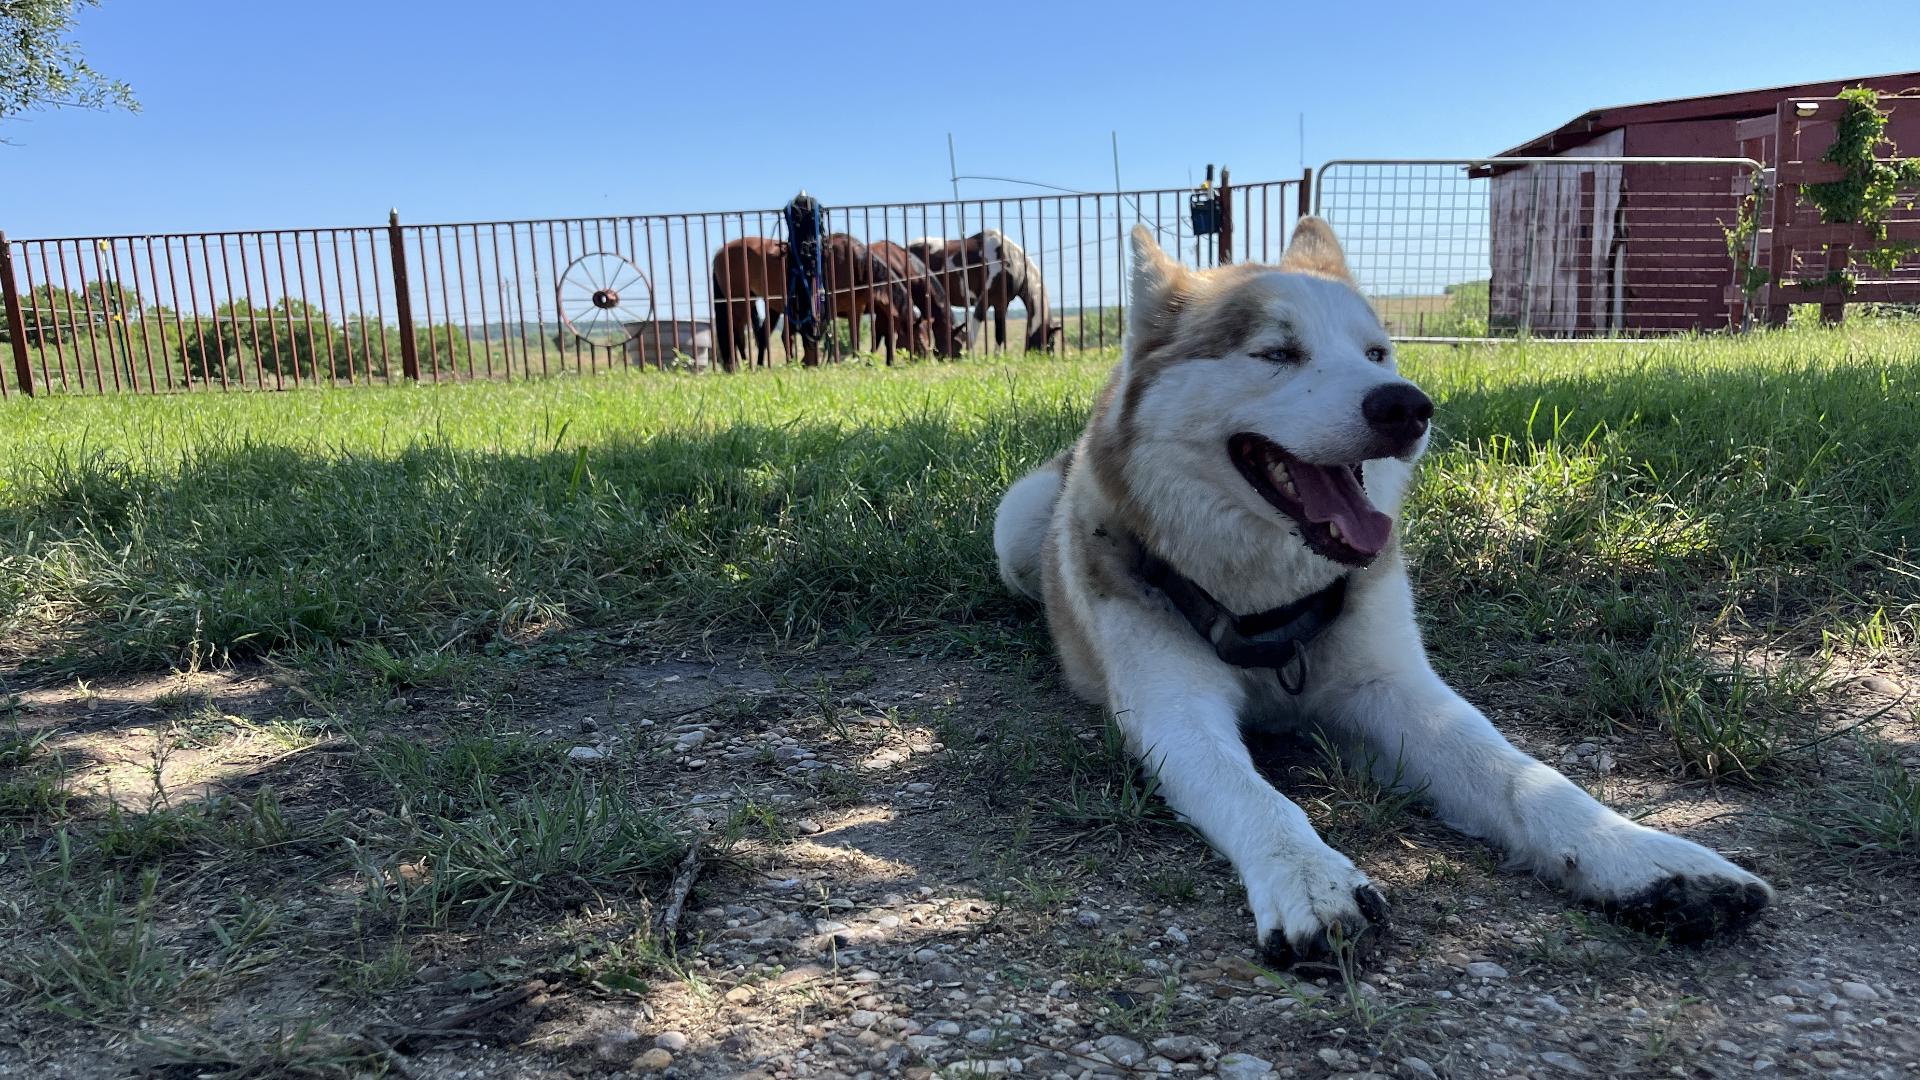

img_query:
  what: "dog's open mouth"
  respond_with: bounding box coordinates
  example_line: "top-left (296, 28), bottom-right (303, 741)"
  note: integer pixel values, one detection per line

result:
top-left (1228, 433), bottom-right (1394, 566)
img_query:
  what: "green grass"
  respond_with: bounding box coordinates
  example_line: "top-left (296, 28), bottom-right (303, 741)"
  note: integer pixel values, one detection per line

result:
top-left (15, 857), bottom-right (184, 1019)
top-left (0, 353), bottom-right (1092, 669)
top-left (349, 726), bottom-right (687, 929)
top-left (2, 324), bottom-right (1919, 783)
top-left (1785, 737), bottom-right (1920, 859)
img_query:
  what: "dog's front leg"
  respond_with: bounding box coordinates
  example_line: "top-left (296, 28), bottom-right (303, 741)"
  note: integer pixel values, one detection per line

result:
top-left (1322, 669), bottom-right (1772, 940)
top-left (1098, 612), bottom-right (1387, 964)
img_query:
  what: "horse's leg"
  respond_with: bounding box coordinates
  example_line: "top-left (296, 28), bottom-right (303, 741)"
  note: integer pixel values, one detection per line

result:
top-left (751, 301), bottom-right (770, 366)
top-left (712, 299), bottom-right (734, 371)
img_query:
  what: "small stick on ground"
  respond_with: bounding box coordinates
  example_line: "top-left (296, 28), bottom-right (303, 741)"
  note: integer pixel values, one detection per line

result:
top-left (654, 828), bottom-right (709, 944)
top-left (372, 980), bottom-right (547, 1053)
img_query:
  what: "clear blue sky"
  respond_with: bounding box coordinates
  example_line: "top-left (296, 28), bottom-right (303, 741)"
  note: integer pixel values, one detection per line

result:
top-left (5, 0), bottom-right (1916, 238)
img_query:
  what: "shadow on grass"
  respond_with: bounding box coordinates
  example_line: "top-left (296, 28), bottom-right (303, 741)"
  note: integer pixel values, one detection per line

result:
top-left (0, 405), bottom-right (1084, 677)
top-left (2, 349), bottom-right (1914, 783)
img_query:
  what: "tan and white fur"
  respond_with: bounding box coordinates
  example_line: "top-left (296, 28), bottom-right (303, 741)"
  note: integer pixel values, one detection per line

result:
top-left (994, 220), bottom-right (1771, 963)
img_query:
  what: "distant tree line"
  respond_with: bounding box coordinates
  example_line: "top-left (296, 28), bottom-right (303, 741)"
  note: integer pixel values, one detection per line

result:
top-left (2, 283), bottom-right (521, 382)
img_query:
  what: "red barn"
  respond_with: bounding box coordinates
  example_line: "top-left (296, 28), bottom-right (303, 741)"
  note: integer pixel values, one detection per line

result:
top-left (1482, 71), bottom-right (1920, 334)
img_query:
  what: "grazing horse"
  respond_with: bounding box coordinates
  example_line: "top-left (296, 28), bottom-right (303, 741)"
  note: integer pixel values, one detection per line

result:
top-left (908, 229), bottom-right (1055, 352)
top-left (824, 234), bottom-right (920, 364)
top-left (711, 236), bottom-right (796, 368)
top-left (712, 235), bottom-right (944, 367)
top-left (867, 239), bottom-right (966, 358)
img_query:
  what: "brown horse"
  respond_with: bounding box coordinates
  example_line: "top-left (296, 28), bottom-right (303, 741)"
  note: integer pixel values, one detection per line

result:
top-left (824, 234), bottom-right (920, 364)
top-left (867, 239), bottom-right (966, 358)
top-left (908, 229), bottom-right (1056, 352)
top-left (712, 234), bottom-right (927, 366)
top-left (711, 236), bottom-right (795, 369)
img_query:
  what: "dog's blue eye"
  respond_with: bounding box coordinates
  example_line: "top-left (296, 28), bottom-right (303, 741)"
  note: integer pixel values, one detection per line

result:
top-left (1366, 346), bottom-right (1389, 363)
top-left (1253, 345), bottom-right (1305, 365)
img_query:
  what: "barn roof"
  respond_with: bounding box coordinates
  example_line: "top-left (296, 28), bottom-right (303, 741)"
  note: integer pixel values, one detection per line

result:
top-left (1491, 70), bottom-right (1920, 157)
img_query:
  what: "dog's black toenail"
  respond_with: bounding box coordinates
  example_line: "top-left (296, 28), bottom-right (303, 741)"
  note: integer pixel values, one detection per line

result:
top-left (1355, 885), bottom-right (1391, 926)
top-left (1600, 873), bottom-right (1771, 944)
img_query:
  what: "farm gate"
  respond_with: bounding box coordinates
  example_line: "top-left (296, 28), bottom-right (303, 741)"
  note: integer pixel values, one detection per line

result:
top-left (1314, 157), bottom-right (1767, 339)
top-left (0, 175), bottom-right (1308, 397)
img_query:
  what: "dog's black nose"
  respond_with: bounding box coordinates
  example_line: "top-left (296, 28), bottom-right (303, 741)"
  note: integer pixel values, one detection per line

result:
top-left (1362, 383), bottom-right (1434, 447)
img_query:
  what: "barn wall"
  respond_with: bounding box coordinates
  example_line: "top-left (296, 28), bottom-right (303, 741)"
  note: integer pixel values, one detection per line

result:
top-left (1489, 130), bottom-right (1623, 334)
top-left (1620, 122), bottom-right (1760, 332)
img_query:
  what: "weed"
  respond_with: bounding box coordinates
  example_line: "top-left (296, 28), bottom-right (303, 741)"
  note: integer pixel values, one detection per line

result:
top-left (18, 866), bottom-right (182, 1019)
top-left (808, 767), bottom-right (870, 808)
top-left (0, 723), bottom-right (52, 767)
top-left (1061, 939), bottom-right (1145, 990)
top-left (0, 752), bottom-right (74, 822)
top-left (1048, 767), bottom-right (1172, 834)
top-left (721, 798), bottom-right (788, 843)
top-left (333, 940), bottom-right (415, 1001)
top-left (1143, 868), bottom-right (1201, 903)
top-left (140, 1022), bottom-right (393, 1079)
top-left (361, 724), bottom-right (564, 815)
top-left (381, 780), bottom-right (684, 926)
top-left (353, 640), bottom-right (474, 689)
top-left (1660, 653), bottom-right (1826, 780)
top-left (1104, 976), bottom-right (1181, 1037)
top-left (1782, 737), bottom-right (1920, 857)
top-left (571, 928), bottom-right (710, 999)
top-left (1298, 732), bottom-right (1425, 847)
top-left (95, 800), bottom-right (210, 864)
top-left (1642, 995), bottom-right (1705, 1064)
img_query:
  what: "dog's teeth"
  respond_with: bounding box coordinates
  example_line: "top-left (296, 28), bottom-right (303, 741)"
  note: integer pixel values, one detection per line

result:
top-left (1328, 521), bottom-right (1344, 540)
top-left (1268, 461), bottom-right (1298, 497)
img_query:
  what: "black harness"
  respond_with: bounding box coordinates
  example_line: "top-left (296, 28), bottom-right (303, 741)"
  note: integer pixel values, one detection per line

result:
top-left (1136, 543), bottom-right (1348, 695)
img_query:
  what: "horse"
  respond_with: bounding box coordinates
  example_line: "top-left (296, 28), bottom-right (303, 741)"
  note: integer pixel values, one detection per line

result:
top-left (711, 236), bottom-right (795, 368)
top-left (907, 229), bottom-right (1055, 352)
top-left (712, 234), bottom-right (942, 367)
top-left (867, 239), bottom-right (967, 358)
top-left (824, 234), bottom-right (920, 364)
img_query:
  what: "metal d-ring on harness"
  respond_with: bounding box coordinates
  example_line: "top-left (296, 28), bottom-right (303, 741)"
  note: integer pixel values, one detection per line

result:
top-left (783, 193), bottom-right (827, 348)
top-left (1137, 544), bottom-right (1349, 695)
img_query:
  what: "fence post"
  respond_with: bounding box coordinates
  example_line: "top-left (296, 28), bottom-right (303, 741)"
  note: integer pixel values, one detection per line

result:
top-left (1218, 167), bottom-right (1233, 265)
top-left (1298, 167), bottom-right (1312, 221)
top-left (1763, 101), bottom-right (1796, 328)
top-left (0, 232), bottom-right (33, 397)
top-left (387, 209), bottom-right (421, 381)
top-left (1820, 240), bottom-right (1850, 325)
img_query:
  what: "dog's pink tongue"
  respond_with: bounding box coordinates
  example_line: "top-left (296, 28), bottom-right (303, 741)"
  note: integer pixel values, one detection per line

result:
top-left (1291, 463), bottom-right (1394, 555)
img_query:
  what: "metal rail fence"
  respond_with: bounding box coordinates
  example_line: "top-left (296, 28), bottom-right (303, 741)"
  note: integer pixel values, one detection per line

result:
top-left (1314, 157), bottom-right (1765, 340)
top-left (0, 175), bottom-right (1307, 397)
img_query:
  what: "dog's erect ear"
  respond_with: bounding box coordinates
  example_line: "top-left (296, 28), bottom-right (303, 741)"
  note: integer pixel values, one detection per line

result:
top-left (1279, 216), bottom-right (1354, 284)
top-left (1128, 225), bottom-right (1189, 345)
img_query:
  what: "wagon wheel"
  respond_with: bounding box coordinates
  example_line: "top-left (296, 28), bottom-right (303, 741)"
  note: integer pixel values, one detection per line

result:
top-left (557, 253), bottom-right (654, 347)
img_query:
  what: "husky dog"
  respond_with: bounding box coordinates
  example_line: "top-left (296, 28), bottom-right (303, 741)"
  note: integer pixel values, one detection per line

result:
top-left (993, 221), bottom-right (1771, 965)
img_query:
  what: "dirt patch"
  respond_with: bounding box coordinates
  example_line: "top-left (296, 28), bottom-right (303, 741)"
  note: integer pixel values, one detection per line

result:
top-left (1, 645), bottom-right (1916, 1079)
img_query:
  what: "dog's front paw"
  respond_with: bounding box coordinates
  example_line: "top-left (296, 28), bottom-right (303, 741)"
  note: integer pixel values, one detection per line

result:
top-left (1600, 872), bottom-right (1772, 943)
top-left (1563, 825), bottom-right (1773, 943)
top-left (1245, 849), bottom-right (1389, 970)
